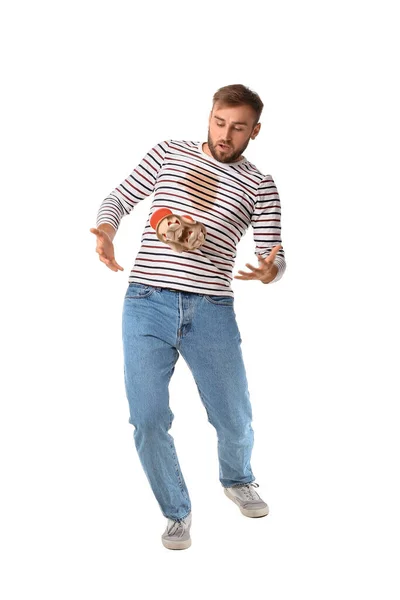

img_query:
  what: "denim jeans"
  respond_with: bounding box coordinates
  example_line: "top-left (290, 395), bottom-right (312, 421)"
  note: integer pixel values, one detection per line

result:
top-left (122, 282), bottom-right (256, 521)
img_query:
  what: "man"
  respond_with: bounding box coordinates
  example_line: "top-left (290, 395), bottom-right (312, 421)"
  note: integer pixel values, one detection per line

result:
top-left (90, 84), bottom-right (286, 550)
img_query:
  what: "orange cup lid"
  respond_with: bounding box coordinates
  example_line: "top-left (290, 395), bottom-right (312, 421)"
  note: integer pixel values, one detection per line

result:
top-left (150, 208), bottom-right (173, 229)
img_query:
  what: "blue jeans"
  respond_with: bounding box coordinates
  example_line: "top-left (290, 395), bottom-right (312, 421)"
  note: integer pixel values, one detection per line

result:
top-left (122, 282), bottom-right (256, 521)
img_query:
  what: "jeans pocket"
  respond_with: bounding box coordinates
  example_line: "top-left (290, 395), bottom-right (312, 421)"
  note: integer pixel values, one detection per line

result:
top-left (203, 294), bottom-right (234, 306)
top-left (125, 282), bottom-right (156, 299)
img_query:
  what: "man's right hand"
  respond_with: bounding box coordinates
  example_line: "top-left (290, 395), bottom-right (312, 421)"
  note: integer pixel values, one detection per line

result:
top-left (90, 228), bottom-right (124, 272)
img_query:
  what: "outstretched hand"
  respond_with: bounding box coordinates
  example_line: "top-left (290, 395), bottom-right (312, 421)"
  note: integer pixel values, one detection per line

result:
top-left (90, 227), bottom-right (124, 272)
top-left (234, 244), bottom-right (282, 284)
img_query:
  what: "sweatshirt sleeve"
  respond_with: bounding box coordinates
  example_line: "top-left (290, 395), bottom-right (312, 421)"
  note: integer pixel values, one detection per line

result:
top-left (95, 140), bottom-right (170, 232)
top-left (251, 175), bottom-right (286, 284)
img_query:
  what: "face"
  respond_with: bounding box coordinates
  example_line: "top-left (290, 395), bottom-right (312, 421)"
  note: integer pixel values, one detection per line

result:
top-left (206, 102), bottom-right (261, 163)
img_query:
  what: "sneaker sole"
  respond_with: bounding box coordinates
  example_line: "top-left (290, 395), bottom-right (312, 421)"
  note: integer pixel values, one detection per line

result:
top-left (224, 488), bottom-right (269, 518)
top-left (161, 537), bottom-right (192, 550)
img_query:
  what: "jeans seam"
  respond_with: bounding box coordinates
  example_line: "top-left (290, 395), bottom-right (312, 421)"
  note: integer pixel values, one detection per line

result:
top-left (125, 290), bottom-right (155, 299)
top-left (168, 410), bottom-right (188, 498)
top-left (203, 296), bottom-right (234, 306)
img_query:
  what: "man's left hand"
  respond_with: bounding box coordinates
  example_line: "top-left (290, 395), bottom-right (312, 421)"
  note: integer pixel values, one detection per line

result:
top-left (234, 244), bottom-right (283, 284)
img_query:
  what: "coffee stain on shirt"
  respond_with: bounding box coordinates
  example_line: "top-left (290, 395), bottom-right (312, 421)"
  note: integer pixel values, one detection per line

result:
top-left (182, 167), bottom-right (219, 211)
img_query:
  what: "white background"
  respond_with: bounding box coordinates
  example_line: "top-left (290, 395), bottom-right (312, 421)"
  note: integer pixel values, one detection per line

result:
top-left (1, 0), bottom-right (399, 598)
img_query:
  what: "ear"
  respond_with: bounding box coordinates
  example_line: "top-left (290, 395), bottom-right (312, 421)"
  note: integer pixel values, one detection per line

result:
top-left (251, 123), bottom-right (261, 140)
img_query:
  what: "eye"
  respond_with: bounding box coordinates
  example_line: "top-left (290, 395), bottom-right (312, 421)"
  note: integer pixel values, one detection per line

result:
top-left (215, 122), bottom-right (243, 131)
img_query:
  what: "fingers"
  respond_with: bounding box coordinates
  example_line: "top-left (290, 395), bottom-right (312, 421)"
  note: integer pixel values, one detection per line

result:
top-left (106, 257), bottom-right (123, 271)
top-left (230, 245), bottom-right (284, 282)
top-left (239, 263), bottom-right (259, 277)
top-left (91, 228), bottom-right (109, 256)
top-left (262, 244), bottom-right (282, 262)
top-left (90, 227), bottom-right (104, 237)
top-left (234, 274), bottom-right (253, 280)
top-left (90, 227), bottom-right (109, 241)
top-left (101, 256), bottom-right (124, 271)
top-left (245, 262), bottom-right (257, 272)
top-left (97, 251), bottom-right (123, 271)
top-left (234, 267), bottom-right (256, 280)
top-left (109, 261), bottom-right (123, 271)
top-left (271, 244), bottom-right (282, 258)
top-left (100, 252), bottom-right (124, 271)
top-left (236, 258), bottom-right (271, 280)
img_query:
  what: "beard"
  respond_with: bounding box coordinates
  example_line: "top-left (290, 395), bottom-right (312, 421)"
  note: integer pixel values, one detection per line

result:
top-left (207, 130), bottom-right (251, 163)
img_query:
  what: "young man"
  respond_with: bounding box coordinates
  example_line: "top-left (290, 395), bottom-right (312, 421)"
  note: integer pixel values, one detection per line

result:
top-left (90, 84), bottom-right (286, 550)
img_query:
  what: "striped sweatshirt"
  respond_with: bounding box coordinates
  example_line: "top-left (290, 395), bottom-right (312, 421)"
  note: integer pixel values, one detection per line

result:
top-left (96, 140), bottom-right (286, 297)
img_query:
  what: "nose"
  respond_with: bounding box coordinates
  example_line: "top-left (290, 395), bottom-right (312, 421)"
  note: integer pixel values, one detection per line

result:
top-left (220, 127), bottom-right (232, 142)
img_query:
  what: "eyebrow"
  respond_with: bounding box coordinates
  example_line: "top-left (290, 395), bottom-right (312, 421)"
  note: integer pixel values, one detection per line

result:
top-left (214, 116), bottom-right (248, 126)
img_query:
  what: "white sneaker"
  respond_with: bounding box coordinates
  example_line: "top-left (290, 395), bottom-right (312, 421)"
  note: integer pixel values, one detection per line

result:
top-left (161, 512), bottom-right (192, 550)
top-left (224, 482), bottom-right (269, 518)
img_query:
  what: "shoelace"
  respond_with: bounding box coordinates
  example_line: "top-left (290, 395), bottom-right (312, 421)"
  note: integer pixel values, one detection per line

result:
top-left (167, 517), bottom-right (188, 537)
top-left (234, 482), bottom-right (261, 501)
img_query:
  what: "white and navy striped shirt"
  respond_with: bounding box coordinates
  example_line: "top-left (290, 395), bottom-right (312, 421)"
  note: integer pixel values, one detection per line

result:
top-left (96, 140), bottom-right (286, 297)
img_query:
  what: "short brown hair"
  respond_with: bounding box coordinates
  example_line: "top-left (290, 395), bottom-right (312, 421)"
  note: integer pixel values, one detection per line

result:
top-left (212, 84), bottom-right (264, 126)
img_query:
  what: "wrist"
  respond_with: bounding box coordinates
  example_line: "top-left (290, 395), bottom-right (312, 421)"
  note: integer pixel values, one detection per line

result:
top-left (97, 223), bottom-right (116, 242)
